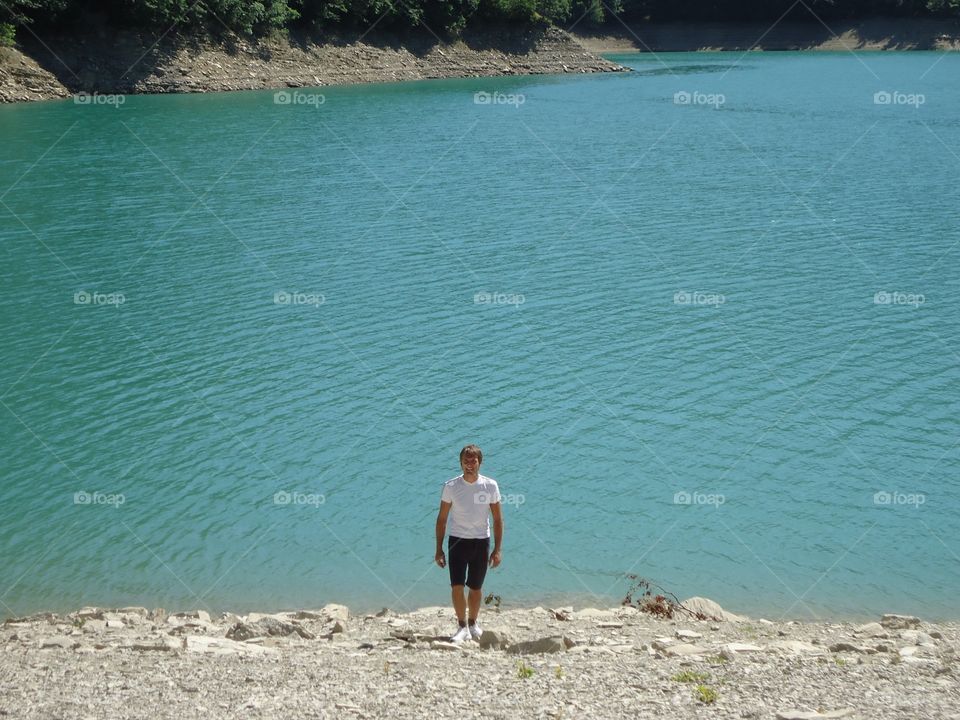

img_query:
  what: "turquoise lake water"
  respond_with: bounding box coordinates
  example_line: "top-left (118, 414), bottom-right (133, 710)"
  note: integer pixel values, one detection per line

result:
top-left (1, 50), bottom-right (958, 621)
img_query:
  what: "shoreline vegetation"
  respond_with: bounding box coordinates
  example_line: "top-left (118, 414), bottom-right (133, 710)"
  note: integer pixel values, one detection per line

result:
top-left (1, 597), bottom-right (957, 718)
top-left (0, 15), bottom-right (958, 103)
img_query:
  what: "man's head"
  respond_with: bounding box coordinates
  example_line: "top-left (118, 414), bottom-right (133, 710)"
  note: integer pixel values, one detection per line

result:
top-left (459, 444), bottom-right (482, 474)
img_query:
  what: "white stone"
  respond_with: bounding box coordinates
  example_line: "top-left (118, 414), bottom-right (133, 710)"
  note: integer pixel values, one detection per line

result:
top-left (183, 635), bottom-right (276, 656)
top-left (880, 614), bottom-right (921, 630)
top-left (776, 710), bottom-right (855, 719)
top-left (573, 609), bottom-right (616, 620)
top-left (767, 640), bottom-right (827, 655)
top-left (680, 597), bottom-right (745, 622)
top-left (854, 622), bottom-right (888, 638)
top-left (723, 642), bottom-right (763, 653)
top-left (663, 643), bottom-right (709, 657)
top-left (429, 640), bottom-right (465, 651)
top-left (675, 629), bottom-right (703, 640)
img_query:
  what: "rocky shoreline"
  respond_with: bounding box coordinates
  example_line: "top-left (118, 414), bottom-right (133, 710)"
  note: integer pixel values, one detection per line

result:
top-left (2, 598), bottom-right (957, 719)
top-left (0, 25), bottom-right (625, 104)
top-left (573, 17), bottom-right (960, 53)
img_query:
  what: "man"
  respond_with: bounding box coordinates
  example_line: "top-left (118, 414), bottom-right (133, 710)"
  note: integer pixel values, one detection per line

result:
top-left (435, 444), bottom-right (503, 643)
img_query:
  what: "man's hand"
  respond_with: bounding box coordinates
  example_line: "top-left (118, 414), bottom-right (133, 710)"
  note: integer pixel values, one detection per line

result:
top-left (489, 549), bottom-right (502, 568)
top-left (435, 550), bottom-right (446, 568)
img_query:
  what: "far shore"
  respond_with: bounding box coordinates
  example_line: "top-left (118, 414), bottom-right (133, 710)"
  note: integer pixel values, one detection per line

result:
top-left (2, 17), bottom-right (958, 105)
top-left (1, 597), bottom-right (956, 719)
top-left (574, 16), bottom-right (960, 53)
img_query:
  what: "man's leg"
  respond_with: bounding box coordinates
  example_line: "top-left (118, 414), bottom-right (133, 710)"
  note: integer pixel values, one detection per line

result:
top-left (466, 538), bottom-right (489, 626)
top-left (467, 587), bottom-right (482, 623)
top-left (451, 585), bottom-right (467, 625)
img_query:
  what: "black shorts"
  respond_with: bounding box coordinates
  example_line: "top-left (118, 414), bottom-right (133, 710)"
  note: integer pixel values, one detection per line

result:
top-left (448, 536), bottom-right (490, 590)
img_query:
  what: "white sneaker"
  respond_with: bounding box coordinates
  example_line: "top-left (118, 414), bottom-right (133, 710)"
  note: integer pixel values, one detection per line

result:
top-left (468, 622), bottom-right (483, 641)
top-left (450, 625), bottom-right (471, 643)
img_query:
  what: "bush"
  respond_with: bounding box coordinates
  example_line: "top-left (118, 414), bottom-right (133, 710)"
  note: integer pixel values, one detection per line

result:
top-left (0, 22), bottom-right (15, 46)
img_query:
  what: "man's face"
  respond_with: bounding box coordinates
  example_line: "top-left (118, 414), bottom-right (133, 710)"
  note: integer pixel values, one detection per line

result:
top-left (460, 454), bottom-right (480, 474)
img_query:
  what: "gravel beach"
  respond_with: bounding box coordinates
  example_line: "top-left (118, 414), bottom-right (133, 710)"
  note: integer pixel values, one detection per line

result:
top-left (2, 599), bottom-right (957, 719)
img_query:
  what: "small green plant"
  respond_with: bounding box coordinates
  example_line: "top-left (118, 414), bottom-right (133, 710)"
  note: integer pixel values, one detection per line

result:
top-left (705, 655), bottom-right (728, 665)
top-left (517, 660), bottom-right (535, 679)
top-left (0, 22), bottom-right (15, 47)
top-left (694, 684), bottom-right (718, 704)
top-left (484, 593), bottom-right (501, 609)
top-left (671, 670), bottom-right (710, 683)
top-left (834, 657), bottom-right (848, 667)
top-left (71, 617), bottom-right (85, 628)
top-left (554, 665), bottom-right (564, 679)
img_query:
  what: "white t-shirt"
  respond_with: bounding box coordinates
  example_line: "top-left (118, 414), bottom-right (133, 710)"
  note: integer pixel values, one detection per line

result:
top-left (441, 474), bottom-right (501, 539)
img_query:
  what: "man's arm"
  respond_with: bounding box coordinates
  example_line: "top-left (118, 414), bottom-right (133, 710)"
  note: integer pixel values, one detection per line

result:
top-left (489, 502), bottom-right (503, 567)
top-left (435, 500), bottom-right (452, 567)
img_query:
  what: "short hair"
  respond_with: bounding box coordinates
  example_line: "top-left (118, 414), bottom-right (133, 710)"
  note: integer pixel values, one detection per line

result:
top-left (459, 444), bottom-right (483, 464)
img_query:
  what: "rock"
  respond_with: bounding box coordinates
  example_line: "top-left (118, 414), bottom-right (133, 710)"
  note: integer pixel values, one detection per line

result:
top-left (81, 620), bottom-right (107, 634)
top-left (663, 643), bottom-right (709, 657)
top-left (4, 612), bottom-right (59, 625)
top-left (829, 642), bottom-right (873, 654)
top-left (572, 609), bottom-right (616, 620)
top-left (129, 637), bottom-right (180, 652)
top-left (75, 607), bottom-right (104, 620)
top-left (854, 622), bottom-right (888, 638)
top-left (321, 604), bottom-right (350, 623)
top-left (184, 635), bottom-right (276, 656)
top-left (375, 608), bottom-right (391, 617)
top-left (880, 614), bottom-right (921, 629)
top-left (478, 629), bottom-right (511, 650)
top-left (227, 617), bottom-right (315, 641)
top-left (900, 630), bottom-right (935, 645)
top-left (767, 640), bottom-right (827, 655)
top-left (116, 606), bottom-right (150, 617)
top-left (39, 637), bottom-right (80, 650)
top-left (675, 629), bottom-right (703, 640)
top-left (680, 597), bottom-right (745, 622)
top-left (105, 620), bottom-right (125, 629)
top-left (723, 642), bottom-right (763, 654)
top-left (776, 710), bottom-right (855, 719)
top-left (597, 622), bottom-right (623, 629)
top-left (293, 610), bottom-right (325, 620)
top-left (174, 610), bottom-right (212, 623)
top-left (430, 640), bottom-right (465, 651)
top-left (505, 636), bottom-right (567, 654)
top-left (331, 621), bottom-right (345, 634)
